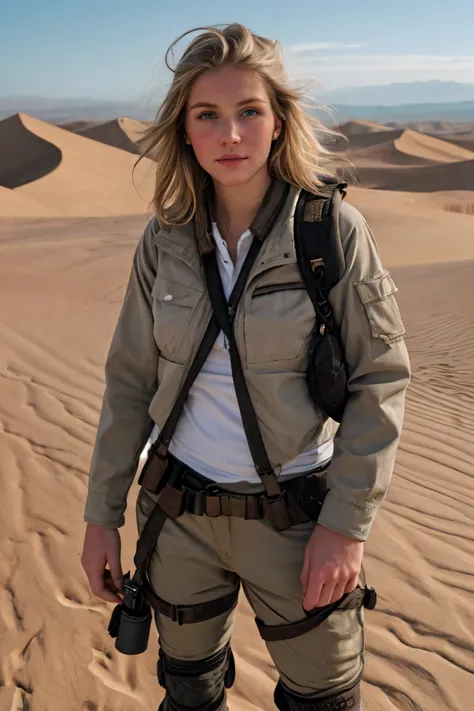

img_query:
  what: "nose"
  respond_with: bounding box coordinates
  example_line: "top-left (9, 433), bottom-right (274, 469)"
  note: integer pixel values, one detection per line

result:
top-left (219, 120), bottom-right (241, 147)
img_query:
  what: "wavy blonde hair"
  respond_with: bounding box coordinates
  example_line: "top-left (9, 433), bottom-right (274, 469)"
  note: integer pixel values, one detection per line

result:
top-left (136, 23), bottom-right (346, 230)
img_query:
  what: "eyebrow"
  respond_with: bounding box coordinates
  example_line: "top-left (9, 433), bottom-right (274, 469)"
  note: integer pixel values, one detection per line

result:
top-left (188, 97), bottom-right (267, 111)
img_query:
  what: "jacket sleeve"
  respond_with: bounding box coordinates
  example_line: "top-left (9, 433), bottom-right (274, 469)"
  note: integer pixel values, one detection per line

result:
top-left (316, 202), bottom-right (411, 541)
top-left (83, 218), bottom-right (160, 528)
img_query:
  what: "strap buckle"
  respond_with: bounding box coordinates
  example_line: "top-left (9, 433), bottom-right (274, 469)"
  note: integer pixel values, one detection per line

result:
top-left (363, 585), bottom-right (377, 610)
top-left (261, 492), bottom-right (292, 532)
top-left (169, 604), bottom-right (186, 625)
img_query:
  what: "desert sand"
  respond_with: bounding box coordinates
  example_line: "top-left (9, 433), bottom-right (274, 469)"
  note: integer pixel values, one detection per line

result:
top-left (0, 115), bottom-right (473, 711)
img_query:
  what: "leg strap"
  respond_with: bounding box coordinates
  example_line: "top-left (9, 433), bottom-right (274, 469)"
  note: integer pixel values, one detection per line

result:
top-left (157, 645), bottom-right (235, 711)
top-left (256, 585), bottom-right (377, 642)
top-left (145, 584), bottom-right (240, 624)
top-left (274, 679), bottom-right (362, 711)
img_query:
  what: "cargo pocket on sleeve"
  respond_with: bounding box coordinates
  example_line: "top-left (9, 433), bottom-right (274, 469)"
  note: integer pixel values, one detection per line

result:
top-left (354, 270), bottom-right (406, 346)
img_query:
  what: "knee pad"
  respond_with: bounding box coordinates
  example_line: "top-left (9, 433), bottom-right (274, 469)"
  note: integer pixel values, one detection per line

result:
top-left (274, 679), bottom-right (361, 711)
top-left (157, 644), bottom-right (235, 711)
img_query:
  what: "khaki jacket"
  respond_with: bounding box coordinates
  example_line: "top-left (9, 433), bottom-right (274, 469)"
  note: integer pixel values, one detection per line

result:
top-left (84, 180), bottom-right (411, 541)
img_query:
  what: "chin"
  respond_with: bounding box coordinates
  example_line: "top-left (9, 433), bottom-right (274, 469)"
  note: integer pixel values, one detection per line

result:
top-left (207, 163), bottom-right (266, 188)
top-left (213, 174), bottom-right (254, 188)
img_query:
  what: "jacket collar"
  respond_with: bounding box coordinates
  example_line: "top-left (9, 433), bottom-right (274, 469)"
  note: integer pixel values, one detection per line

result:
top-left (153, 179), bottom-right (300, 277)
top-left (198, 177), bottom-right (291, 255)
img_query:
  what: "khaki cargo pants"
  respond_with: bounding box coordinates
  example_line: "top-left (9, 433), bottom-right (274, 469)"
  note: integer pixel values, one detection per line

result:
top-left (136, 482), bottom-right (365, 699)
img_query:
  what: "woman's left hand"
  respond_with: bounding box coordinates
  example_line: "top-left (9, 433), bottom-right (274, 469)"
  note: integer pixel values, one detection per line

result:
top-left (301, 523), bottom-right (364, 610)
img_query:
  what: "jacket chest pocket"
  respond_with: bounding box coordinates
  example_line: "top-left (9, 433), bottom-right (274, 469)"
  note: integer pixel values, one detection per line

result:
top-left (243, 268), bottom-right (314, 367)
top-left (151, 277), bottom-right (202, 361)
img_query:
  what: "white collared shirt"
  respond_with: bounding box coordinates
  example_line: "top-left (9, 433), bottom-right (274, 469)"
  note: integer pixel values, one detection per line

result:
top-left (151, 223), bottom-right (334, 483)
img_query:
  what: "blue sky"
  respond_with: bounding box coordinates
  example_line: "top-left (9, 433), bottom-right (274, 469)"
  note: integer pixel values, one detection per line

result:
top-left (1, 0), bottom-right (473, 100)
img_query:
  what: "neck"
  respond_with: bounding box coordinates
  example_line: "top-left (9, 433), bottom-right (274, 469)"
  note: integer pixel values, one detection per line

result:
top-left (213, 167), bottom-right (272, 244)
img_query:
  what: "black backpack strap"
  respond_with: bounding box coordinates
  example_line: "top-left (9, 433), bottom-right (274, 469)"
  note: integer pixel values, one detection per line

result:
top-left (295, 181), bottom-right (346, 291)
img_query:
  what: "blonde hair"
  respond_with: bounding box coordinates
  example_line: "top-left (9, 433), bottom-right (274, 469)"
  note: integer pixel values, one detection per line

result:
top-left (136, 23), bottom-right (345, 230)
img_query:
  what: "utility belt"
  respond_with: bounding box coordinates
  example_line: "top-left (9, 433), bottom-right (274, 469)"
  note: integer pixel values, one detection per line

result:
top-left (140, 450), bottom-right (330, 528)
top-left (108, 215), bottom-right (377, 656)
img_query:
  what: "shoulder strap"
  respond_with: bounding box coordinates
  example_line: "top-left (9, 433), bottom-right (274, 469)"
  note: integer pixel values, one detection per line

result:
top-left (294, 180), bottom-right (347, 327)
top-left (202, 241), bottom-right (282, 500)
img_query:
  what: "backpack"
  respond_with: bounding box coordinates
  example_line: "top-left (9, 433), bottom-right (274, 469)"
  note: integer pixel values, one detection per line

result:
top-left (294, 178), bottom-right (348, 422)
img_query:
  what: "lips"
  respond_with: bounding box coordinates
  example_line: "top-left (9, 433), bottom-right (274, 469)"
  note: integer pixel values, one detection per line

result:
top-left (217, 155), bottom-right (247, 163)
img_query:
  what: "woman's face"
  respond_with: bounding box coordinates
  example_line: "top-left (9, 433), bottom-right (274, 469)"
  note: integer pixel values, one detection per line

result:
top-left (184, 65), bottom-right (281, 188)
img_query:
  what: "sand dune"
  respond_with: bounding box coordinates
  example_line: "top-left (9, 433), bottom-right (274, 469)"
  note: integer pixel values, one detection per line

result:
top-left (59, 119), bottom-right (104, 132)
top-left (439, 132), bottom-right (474, 152)
top-left (388, 121), bottom-right (474, 136)
top-left (337, 119), bottom-right (392, 135)
top-left (347, 186), bottom-right (474, 264)
top-left (0, 185), bottom-right (59, 217)
top-left (76, 117), bottom-right (149, 154)
top-left (0, 113), bottom-right (154, 216)
top-left (345, 128), bottom-right (474, 165)
top-left (354, 158), bottom-right (474, 192)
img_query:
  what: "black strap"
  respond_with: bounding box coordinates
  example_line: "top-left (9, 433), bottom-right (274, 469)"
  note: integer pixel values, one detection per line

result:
top-left (255, 584), bottom-right (375, 642)
top-left (156, 235), bottom-right (263, 452)
top-left (144, 584), bottom-right (240, 624)
top-left (294, 186), bottom-right (345, 332)
top-left (202, 241), bottom-right (282, 499)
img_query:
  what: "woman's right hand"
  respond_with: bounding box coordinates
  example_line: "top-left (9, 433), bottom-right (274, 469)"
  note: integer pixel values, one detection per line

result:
top-left (81, 523), bottom-right (124, 603)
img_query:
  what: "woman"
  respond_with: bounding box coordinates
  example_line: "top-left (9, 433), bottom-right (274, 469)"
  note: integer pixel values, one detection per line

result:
top-left (81, 23), bottom-right (410, 711)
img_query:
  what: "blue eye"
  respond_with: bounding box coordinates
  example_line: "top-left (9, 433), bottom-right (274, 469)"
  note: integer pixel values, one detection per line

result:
top-left (198, 112), bottom-right (216, 120)
top-left (242, 108), bottom-right (258, 117)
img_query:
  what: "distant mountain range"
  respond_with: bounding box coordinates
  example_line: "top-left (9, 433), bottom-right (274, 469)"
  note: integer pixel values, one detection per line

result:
top-left (322, 80), bottom-right (474, 106)
top-left (1, 81), bottom-right (474, 124)
top-left (327, 101), bottom-right (474, 124)
top-left (0, 96), bottom-right (154, 123)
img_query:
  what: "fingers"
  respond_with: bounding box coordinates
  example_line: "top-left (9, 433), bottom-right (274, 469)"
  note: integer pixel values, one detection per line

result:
top-left (331, 581), bottom-right (347, 604)
top-left (108, 553), bottom-right (124, 595)
top-left (300, 549), bottom-right (310, 596)
top-left (303, 577), bottom-right (324, 611)
top-left (89, 569), bottom-right (122, 604)
top-left (344, 573), bottom-right (359, 595)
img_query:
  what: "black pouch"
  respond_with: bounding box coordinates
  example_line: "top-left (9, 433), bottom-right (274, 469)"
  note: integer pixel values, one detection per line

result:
top-left (286, 472), bottom-right (329, 522)
top-left (306, 320), bottom-right (348, 424)
top-left (107, 572), bottom-right (152, 655)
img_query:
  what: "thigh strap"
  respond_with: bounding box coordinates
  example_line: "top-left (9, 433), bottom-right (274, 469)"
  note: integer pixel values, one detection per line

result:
top-left (255, 585), bottom-right (377, 642)
top-left (146, 584), bottom-right (240, 624)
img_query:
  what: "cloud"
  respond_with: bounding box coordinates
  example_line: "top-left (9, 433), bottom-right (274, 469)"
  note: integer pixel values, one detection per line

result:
top-left (282, 50), bottom-right (474, 90)
top-left (287, 42), bottom-right (366, 53)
